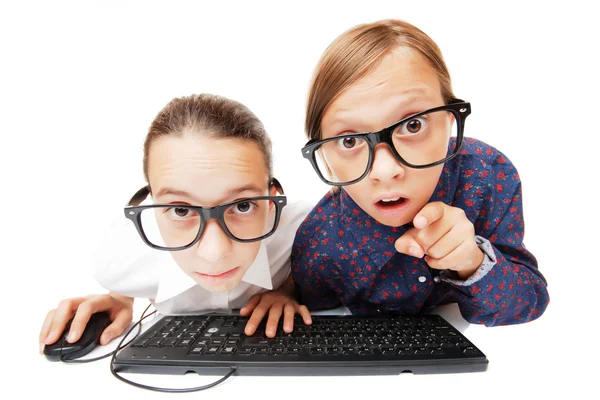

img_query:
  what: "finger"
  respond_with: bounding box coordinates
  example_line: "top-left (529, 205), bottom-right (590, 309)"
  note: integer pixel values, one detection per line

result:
top-left (68, 305), bottom-right (94, 343)
top-left (239, 293), bottom-right (262, 316)
top-left (265, 303), bottom-right (284, 338)
top-left (67, 295), bottom-right (116, 343)
top-left (414, 217), bottom-right (454, 255)
top-left (282, 302), bottom-right (296, 333)
top-left (100, 309), bottom-right (133, 345)
top-left (244, 303), bottom-right (270, 336)
top-left (39, 310), bottom-right (56, 352)
top-left (425, 239), bottom-right (472, 270)
top-left (45, 298), bottom-right (85, 345)
top-left (394, 227), bottom-right (424, 258)
top-left (296, 305), bottom-right (312, 326)
top-left (413, 202), bottom-right (446, 229)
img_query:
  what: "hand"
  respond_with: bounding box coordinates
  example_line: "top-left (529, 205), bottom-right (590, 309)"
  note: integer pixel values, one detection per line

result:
top-left (39, 293), bottom-right (134, 354)
top-left (240, 290), bottom-right (312, 338)
top-left (395, 202), bottom-right (484, 280)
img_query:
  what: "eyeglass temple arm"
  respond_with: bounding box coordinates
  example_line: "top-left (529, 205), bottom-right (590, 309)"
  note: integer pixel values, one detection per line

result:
top-left (270, 178), bottom-right (284, 195)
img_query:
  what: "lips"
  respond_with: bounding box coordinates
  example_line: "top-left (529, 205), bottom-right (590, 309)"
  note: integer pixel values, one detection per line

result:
top-left (195, 267), bottom-right (240, 279)
top-left (372, 192), bottom-right (411, 222)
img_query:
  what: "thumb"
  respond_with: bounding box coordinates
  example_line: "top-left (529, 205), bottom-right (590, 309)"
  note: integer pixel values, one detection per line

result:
top-left (394, 227), bottom-right (424, 258)
top-left (100, 310), bottom-right (131, 345)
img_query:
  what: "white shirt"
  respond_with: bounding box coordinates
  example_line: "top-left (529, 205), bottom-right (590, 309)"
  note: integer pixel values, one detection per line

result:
top-left (92, 200), bottom-right (311, 315)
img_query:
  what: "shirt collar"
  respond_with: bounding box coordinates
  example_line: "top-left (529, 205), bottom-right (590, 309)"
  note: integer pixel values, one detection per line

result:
top-left (154, 240), bottom-right (272, 304)
top-left (240, 241), bottom-right (273, 290)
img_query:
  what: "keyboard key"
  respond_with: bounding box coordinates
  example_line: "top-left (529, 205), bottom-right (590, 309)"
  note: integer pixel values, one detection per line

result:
top-left (177, 338), bottom-right (194, 347)
top-left (161, 338), bottom-right (178, 347)
top-left (189, 346), bottom-right (205, 354)
top-left (146, 338), bottom-right (162, 347)
top-left (209, 338), bottom-right (225, 346)
top-left (221, 347), bottom-right (236, 355)
top-left (271, 347), bottom-right (286, 355)
top-left (205, 347), bottom-right (220, 355)
top-left (254, 347), bottom-right (269, 355)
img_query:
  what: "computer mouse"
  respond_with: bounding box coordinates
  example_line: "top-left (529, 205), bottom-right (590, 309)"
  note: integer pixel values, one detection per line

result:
top-left (44, 311), bottom-right (112, 361)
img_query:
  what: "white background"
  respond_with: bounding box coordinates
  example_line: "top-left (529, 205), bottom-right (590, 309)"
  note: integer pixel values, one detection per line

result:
top-left (1, 0), bottom-right (599, 398)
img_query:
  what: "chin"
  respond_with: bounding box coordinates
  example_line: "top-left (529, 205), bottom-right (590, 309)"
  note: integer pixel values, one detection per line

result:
top-left (367, 206), bottom-right (414, 228)
top-left (374, 215), bottom-right (411, 228)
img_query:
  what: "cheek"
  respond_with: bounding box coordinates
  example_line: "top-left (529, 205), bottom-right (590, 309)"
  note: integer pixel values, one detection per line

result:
top-left (169, 251), bottom-right (194, 274)
top-left (408, 166), bottom-right (443, 203)
top-left (342, 180), bottom-right (373, 210)
top-left (233, 241), bottom-right (262, 271)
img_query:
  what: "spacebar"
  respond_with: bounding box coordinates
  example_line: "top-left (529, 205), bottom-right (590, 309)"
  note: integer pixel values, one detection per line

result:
top-left (242, 337), bottom-right (270, 346)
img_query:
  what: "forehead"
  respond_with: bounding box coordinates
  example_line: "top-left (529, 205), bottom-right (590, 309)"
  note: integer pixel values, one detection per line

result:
top-left (322, 48), bottom-right (443, 133)
top-left (147, 135), bottom-right (269, 202)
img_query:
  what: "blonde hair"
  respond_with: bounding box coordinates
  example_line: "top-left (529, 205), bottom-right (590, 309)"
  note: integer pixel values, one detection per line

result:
top-left (305, 19), bottom-right (456, 141)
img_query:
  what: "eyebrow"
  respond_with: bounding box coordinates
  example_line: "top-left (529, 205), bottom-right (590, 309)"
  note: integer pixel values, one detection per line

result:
top-left (154, 184), bottom-right (265, 205)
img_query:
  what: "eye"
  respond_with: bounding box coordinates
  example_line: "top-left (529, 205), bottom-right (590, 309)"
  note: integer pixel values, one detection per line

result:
top-left (397, 116), bottom-right (428, 136)
top-left (337, 136), bottom-right (357, 149)
top-left (233, 201), bottom-right (256, 214)
top-left (335, 135), bottom-right (366, 150)
top-left (167, 207), bottom-right (193, 220)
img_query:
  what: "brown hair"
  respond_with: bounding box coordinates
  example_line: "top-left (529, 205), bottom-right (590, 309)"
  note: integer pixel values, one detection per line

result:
top-left (305, 19), bottom-right (456, 141)
top-left (143, 93), bottom-right (272, 184)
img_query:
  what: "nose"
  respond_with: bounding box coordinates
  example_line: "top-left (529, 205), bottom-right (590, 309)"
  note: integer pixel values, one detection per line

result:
top-left (194, 219), bottom-right (233, 263)
top-left (368, 143), bottom-right (405, 182)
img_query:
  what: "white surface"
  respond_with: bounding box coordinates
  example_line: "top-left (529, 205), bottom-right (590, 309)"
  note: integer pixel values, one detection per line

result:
top-left (1, 1), bottom-right (598, 398)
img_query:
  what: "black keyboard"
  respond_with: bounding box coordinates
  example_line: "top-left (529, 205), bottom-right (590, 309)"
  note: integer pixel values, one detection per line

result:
top-left (113, 314), bottom-right (488, 375)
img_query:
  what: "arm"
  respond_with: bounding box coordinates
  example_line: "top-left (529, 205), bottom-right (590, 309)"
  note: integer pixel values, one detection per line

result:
top-left (290, 222), bottom-right (343, 311)
top-left (442, 156), bottom-right (549, 326)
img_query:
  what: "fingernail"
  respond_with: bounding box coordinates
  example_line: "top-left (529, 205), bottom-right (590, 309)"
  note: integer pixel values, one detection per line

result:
top-left (267, 328), bottom-right (275, 336)
top-left (103, 333), bottom-right (113, 344)
top-left (415, 216), bottom-right (427, 227)
top-left (284, 323), bottom-right (292, 331)
top-left (67, 331), bottom-right (78, 343)
top-left (47, 330), bottom-right (59, 342)
top-left (409, 246), bottom-right (420, 257)
top-left (39, 343), bottom-right (45, 354)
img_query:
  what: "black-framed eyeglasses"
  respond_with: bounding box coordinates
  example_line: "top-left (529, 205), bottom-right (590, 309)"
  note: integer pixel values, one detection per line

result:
top-left (301, 100), bottom-right (471, 186)
top-left (124, 178), bottom-right (287, 251)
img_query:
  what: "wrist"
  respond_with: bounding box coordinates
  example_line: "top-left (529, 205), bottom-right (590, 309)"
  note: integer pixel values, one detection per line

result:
top-left (109, 292), bottom-right (135, 306)
top-left (277, 275), bottom-right (298, 298)
top-left (455, 247), bottom-right (485, 280)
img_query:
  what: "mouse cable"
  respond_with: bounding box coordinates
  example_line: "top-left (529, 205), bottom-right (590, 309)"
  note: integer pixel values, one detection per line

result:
top-left (59, 306), bottom-right (152, 364)
top-left (108, 304), bottom-right (237, 393)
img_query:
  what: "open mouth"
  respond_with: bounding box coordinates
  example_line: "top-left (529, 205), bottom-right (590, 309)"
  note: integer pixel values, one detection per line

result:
top-left (373, 196), bottom-right (411, 219)
top-left (376, 197), bottom-right (407, 207)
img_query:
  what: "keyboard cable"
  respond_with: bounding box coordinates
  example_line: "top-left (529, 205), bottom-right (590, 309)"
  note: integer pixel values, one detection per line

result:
top-left (59, 303), bottom-right (238, 392)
